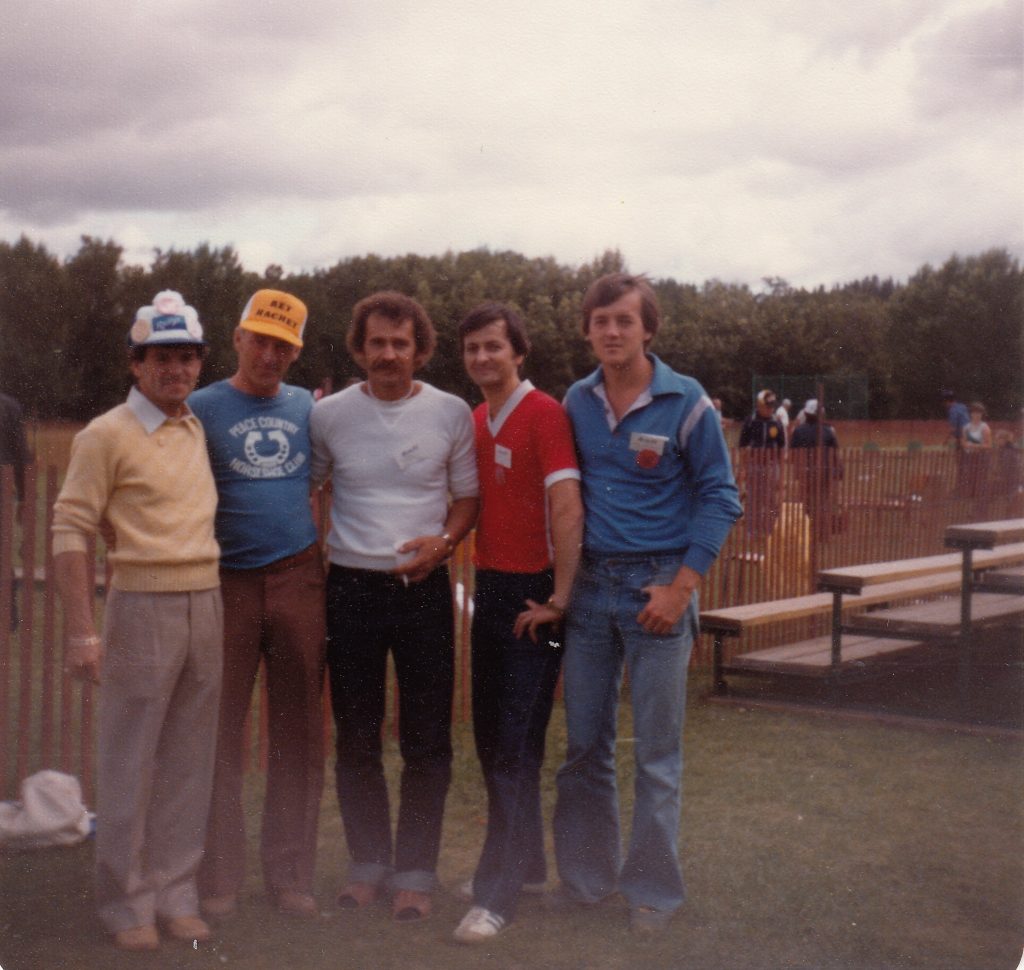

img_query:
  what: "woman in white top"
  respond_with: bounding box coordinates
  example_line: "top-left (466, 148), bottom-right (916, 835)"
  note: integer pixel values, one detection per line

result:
top-left (961, 402), bottom-right (992, 451)
top-left (961, 401), bottom-right (993, 504)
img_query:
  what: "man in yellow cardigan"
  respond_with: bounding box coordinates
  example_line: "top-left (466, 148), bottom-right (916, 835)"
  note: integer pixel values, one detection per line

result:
top-left (53, 291), bottom-right (223, 952)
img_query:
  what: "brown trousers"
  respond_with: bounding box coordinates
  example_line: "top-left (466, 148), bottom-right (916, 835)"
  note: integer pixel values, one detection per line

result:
top-left (198, 547), bottom-right (326, 900)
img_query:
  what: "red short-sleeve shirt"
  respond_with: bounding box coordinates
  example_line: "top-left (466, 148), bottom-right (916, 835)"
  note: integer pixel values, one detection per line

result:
top-left (473, 383), bottom-right (579, 573)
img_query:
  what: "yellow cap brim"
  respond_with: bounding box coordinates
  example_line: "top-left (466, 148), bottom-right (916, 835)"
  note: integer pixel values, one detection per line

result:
top-left (239, 319), bottom-right (304, 348)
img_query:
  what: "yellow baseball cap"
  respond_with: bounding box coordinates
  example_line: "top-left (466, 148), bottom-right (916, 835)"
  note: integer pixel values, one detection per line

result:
top-left (239, 289), bottom-right (308, 347)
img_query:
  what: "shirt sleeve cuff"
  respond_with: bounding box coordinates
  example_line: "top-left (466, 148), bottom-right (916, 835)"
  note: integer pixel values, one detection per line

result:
top-left (543, 468), bottom-right (581, 489)
top-left (52, 532), bottom-right (89, 555)
top-left (682, 546), bottom-right (716, 576)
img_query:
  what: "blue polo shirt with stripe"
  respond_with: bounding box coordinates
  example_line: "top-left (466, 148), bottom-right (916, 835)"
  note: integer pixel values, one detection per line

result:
top-left (564, 354), bottom-right (742, 575)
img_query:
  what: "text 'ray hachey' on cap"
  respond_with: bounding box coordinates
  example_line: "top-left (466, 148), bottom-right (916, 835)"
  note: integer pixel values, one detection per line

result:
top-left (239, 289), bottom-right (309, 347)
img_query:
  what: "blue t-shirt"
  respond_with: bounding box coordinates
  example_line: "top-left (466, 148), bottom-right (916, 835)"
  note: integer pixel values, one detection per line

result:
top-left (564, 354), bottom-right (742, 575)
top-left (948, 402), bottom-right (969, 438)
top-left (189, 380), bottom-right (318, 569)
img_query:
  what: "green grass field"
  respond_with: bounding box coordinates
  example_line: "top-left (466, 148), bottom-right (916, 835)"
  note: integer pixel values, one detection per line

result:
top-left (2, 671), bottom-right (1021, 970)
top-left (5, 421), bottom-right (1021, 968)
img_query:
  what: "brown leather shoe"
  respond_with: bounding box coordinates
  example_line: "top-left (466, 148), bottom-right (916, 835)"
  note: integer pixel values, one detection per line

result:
top-left (392, 889), bottom-right (431, 922)
top-left (162, 915), bottom-right (212, 943)
top-left (113, 925), bottom-right (159, 951)
top-left (275, 889), bottom-right (318, 919)
top-left (336, 882), bottom-right (379, 910)
top-left (200, 893), bottom-right (238, 919)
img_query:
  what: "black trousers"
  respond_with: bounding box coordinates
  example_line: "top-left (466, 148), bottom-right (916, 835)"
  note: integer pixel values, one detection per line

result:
top-left (325, 564), bottom-right (454, 890)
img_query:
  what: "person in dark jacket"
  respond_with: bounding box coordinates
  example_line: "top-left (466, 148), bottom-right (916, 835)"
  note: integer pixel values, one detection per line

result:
top-left (738, 389), bottom-right (785, 537)
top-left (790, 399), bottom-right (841, 536)
top-left (0, 391), bottom-right (30, 629)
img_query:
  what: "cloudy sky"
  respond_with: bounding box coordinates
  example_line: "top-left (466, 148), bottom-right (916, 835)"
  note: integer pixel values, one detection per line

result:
top-left (2, 0), bottom-right (1020, 289)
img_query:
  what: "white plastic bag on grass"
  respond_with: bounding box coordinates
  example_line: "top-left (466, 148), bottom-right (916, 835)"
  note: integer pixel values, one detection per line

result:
top-left (0, 770), bottom-right (92, 850)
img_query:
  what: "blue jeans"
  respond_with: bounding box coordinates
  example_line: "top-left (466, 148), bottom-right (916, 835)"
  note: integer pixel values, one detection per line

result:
top-left (325, 565), bottom-right (454, 893)
top-left (554, 552), bottom-right (697, 914)
top-left (470, 570), bottom-right (563, 922)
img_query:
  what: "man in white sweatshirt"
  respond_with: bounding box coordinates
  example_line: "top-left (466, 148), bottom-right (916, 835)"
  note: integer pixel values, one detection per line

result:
top-left (310, 291), bottom-right (478, 923)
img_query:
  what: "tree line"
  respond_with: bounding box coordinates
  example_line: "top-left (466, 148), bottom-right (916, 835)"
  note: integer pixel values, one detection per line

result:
top-left (0, 236), bottom-right (1020, 422)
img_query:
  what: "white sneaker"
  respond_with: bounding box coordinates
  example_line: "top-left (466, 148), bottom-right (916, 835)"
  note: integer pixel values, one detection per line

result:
top-left (454, 906), bottom-right (507, 944)
top-left (457, 878), bottom-right (545, 901)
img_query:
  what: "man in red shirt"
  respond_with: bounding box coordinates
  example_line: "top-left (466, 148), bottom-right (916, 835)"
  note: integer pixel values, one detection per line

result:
top-left (453, 302), bottom-right (583, 943)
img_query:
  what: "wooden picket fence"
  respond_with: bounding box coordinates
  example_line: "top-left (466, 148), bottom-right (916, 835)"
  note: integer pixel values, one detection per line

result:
top-left (2, 445), bottom-right (1021, 802)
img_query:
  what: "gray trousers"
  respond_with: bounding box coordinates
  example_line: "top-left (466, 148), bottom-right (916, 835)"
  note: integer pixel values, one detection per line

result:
top-left (96, 587), bottom-right (223, 932)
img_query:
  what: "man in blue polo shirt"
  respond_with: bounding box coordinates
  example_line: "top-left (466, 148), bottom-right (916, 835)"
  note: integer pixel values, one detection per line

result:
top-left (553, 272), bottom-right (741, 935)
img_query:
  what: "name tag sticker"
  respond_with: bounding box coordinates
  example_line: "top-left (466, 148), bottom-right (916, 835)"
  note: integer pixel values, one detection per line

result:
top-left (397, 443), bottom-right (420, 470)
top-left (495, 444), bottom-right (512, 469)
top-left (629, 432), bottom-right (668, 455)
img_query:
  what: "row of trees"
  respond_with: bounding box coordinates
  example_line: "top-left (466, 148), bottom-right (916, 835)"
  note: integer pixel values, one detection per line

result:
top-left (0, 236), bottom-right (1020, 422)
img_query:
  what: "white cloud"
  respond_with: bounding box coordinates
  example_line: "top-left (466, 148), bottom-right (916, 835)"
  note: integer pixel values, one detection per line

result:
top-left (0, 0), bottom-right (1019, 288)
top-left (913, 0), bottom-right (1023, 117)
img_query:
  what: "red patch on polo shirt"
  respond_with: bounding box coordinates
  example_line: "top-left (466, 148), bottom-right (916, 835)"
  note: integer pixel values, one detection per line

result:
top-left (636, 449), bottom-right (660, 469)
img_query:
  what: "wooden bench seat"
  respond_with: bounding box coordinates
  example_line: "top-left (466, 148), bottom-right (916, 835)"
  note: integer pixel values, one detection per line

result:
top-left (700, 570), bottom-right (963, 636)
top-left (945, 519), bottom-right (1024, 548)
top-left (703, 570), bottom-right (972, 691)
top-left (851, 593), bottom-right (1024, 637)
top-left (816, 543), bottom-right (1024, 592)
top-left (979, 567), bottom-right (1024, 593)
top-left (705, 531), bottom-right (1024, 694)
top-left (725, 634), bottom-right (929, 678)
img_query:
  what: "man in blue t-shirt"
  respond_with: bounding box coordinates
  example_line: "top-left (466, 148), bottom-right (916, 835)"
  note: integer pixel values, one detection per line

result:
top-left (942, 389), bottom-right (970, 447)
top-left (553, 273), bottom-right (741, 936)
top-left (942, 389), bottom-right (972, 496)
top-left (190, 290), bottom-right (325, 921)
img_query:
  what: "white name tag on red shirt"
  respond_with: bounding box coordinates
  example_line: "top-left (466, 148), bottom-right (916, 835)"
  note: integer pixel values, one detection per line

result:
top-left (495, 444), bottom-right (512, 469)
